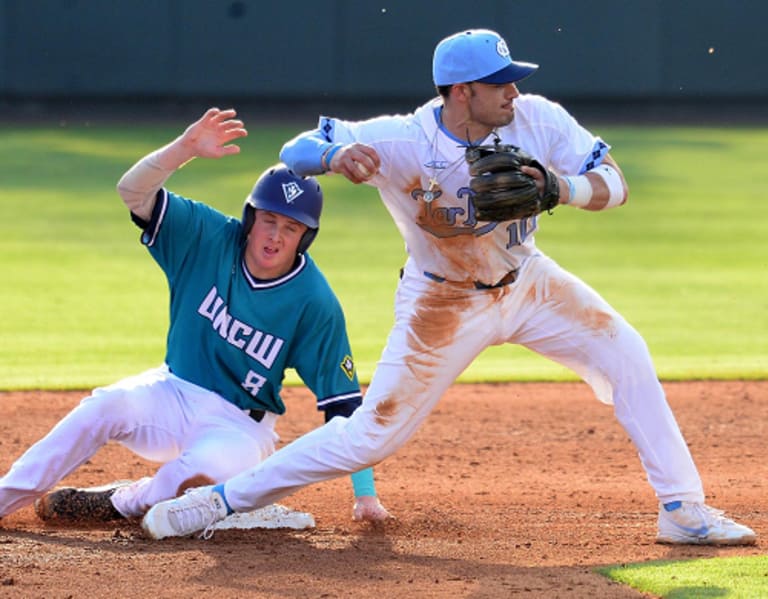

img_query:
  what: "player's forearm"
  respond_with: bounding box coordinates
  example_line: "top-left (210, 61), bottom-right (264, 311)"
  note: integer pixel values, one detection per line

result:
top-left (116, 139), bottom-right (196, 220)
top-left (280, 130), bottom-right (341, 176)
top-left (560, 155), bottom-right (628, 211)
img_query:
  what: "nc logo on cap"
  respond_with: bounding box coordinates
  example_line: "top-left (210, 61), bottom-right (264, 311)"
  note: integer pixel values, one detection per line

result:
top-left (496, 40), bottom-right (510, 58)
top-left (282, 182), bottom-right (304, 204)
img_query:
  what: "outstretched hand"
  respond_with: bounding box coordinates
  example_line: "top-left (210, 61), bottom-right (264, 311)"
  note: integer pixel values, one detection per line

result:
top-left (179, 107), bottom-right (248, 159)
top-left (352, 495), bottom-right (394, 522)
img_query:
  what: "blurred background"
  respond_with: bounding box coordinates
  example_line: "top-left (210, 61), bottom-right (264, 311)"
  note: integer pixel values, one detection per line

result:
top-left (1, 0), bottom-right (767, 125)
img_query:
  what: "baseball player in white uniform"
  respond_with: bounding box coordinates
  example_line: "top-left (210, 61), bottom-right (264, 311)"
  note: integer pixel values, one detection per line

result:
top-left (142, 30), bottom-right (755, 545)
top-left (0, 108), bottom-right (389, 525)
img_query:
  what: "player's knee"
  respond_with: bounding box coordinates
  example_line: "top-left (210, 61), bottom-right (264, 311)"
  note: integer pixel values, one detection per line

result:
top-left (175, 474), bottom-right (216, 497)
top-left (359, 427), bottom-right (409, 464)
top-left (179, 443), bottom-right (267, 483)
top-left (599, 322), bottom-right (657, 383)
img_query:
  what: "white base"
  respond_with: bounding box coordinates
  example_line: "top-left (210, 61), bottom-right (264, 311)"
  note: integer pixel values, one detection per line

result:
top-left (212, 504), bottom-right (316, 530)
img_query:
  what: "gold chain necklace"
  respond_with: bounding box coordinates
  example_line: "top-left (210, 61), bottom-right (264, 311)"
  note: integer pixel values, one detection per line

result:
top-left (423, 109), bottom-right (499, 202)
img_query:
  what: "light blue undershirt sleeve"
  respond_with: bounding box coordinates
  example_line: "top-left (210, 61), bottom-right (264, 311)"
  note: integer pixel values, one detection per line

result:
top-left (280, 130), bottom-right (342, 177)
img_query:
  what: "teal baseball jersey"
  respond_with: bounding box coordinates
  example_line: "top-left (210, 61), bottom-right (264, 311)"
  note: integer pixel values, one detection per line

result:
top-left (137, 189), bottom-right (361, 415)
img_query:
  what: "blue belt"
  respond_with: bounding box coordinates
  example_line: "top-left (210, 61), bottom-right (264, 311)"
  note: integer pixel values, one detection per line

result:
top-left (423, 270), bottom-right (518, 289)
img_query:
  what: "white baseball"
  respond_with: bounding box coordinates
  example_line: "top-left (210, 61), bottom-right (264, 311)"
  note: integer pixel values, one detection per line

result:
top-left (355, 161), bottom-right (373, 178)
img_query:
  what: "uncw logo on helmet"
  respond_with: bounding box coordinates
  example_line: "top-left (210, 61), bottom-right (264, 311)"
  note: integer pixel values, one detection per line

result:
top-left (282, 182), bottom-right (304, 204)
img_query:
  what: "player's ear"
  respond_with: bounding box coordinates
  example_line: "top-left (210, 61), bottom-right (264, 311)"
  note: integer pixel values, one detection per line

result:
top-left (451, 83), bottom-right (473, 104)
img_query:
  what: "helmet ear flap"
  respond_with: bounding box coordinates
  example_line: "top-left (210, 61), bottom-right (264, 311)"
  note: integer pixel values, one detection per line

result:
top-left (297, 228), bottom-right (318, 254)
top-left (241, 201), bottom-right (256, 241)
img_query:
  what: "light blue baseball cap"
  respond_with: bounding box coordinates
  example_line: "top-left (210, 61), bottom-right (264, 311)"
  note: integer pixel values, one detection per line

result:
top-left (432, 29), bottom-right (538, 86)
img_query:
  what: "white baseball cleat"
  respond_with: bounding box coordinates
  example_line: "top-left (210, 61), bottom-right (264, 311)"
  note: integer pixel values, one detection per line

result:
top-left (656, 501), bottom-right (757, 545)
top-left (142, 485), bottom-right (228, 540)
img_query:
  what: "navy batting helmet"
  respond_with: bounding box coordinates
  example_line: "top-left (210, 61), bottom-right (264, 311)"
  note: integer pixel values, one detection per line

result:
top-left (242, 164), bottom-right (323, 254)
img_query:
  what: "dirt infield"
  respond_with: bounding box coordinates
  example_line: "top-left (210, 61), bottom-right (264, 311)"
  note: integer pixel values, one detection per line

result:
top-left (1, 381), bottom-right (765, 598)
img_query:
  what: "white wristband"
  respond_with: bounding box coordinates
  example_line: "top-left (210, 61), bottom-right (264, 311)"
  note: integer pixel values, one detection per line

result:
top-left (563, 164), bottom-right (624, 209)
top-left (592, 164), bottom-right (625, 208)
top-left (563, 174), bottom-right (592, 207)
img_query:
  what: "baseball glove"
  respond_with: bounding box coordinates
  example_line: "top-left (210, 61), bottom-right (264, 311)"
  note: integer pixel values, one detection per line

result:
top-left (465, 143), bottom-right (560, 221)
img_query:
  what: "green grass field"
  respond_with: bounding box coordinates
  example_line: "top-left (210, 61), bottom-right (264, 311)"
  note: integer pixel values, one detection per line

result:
top-left (599, 555), bottom-right (768, 598)
top-left (0, 118), bottom-right (766, 599)
top-left (1, 121), bottom-right (766, 388)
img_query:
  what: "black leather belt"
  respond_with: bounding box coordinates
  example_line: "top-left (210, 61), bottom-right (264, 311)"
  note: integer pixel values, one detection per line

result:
top-left (423, 269), bottom-right (518, 289)
top-left (249, 409), bottom-right (265, 423)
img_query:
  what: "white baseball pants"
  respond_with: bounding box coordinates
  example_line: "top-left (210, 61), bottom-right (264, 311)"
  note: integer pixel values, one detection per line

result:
top-left (224, 253), bottom-right (704, 511)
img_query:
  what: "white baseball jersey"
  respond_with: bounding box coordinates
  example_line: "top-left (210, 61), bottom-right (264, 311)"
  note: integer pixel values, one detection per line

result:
top-left (319, 94), bottom-right (607, 285)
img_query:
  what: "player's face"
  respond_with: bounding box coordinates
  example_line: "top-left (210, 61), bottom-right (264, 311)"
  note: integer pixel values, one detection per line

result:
top-left (465, 81), bottom-right (520, 129)
top-left (244, 210), bottom-right (308, 279)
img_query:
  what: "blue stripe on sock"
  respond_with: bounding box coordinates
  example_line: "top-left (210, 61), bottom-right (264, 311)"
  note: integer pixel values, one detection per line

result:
top-left (664, 500), bottom-right (683, 512)
top-left (213, 484), bottom-right (234, 515)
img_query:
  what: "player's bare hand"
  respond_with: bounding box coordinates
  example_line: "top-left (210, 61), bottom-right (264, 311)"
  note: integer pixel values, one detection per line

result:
top-left (352, 495), bottom-right (394, 522)
top-left (330, 143), bottom-right (380, 183)
top-left (179, 107), bottom-right (248, 160)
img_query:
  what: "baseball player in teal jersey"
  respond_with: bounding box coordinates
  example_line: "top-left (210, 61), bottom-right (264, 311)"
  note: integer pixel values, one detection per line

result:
top-left (0, 108), bottom-right (390, 524)
top-left (141, 31), bottom-right (754, 545)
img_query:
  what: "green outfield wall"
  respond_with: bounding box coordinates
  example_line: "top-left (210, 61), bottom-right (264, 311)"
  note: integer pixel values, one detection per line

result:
top-left (0, 0), bottom-right (765, 106)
